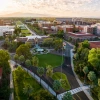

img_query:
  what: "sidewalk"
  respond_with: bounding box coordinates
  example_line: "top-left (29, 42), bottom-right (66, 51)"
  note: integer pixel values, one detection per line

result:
top-left (9, 60), bottom-right (15, 100)
top-left (70, 49), bottom-right (94, 100)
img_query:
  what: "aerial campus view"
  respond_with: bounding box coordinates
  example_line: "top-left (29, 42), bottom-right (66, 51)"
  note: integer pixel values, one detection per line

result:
top-left (1, 0), bottom-right (100, 100)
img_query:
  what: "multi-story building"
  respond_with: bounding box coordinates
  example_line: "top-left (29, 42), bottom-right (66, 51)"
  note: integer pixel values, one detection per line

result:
top-left (0, 26), bottom-right (15, 36)
top-left (65, 32), bottom-right (97, 43)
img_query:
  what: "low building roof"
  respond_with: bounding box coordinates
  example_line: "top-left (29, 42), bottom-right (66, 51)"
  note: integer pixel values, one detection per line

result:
top-left (68, 32), bottom-right (95, 37)
top-left (90, 41), bottom-right (100, 48)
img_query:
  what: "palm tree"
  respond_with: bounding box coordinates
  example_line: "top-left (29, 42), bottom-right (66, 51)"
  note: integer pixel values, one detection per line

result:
top-left (46, 65), bottom-right (53, 89)
top-left (88, 71), bottom-right (96, 88)
top-left (37, 67), bottom-right (45, 85)
top-left (62, 92), bottom-right (73, 100)
top-left (32, 56), bottom-right (39, 67)
top-left (53, 80), bottom-right (61, 97)
top-left (83, 66), bottom-right (89, 84)
top-left (23, 84), bottom-right (34, 99)
top-left (46, 65), bottom-right (53, 78)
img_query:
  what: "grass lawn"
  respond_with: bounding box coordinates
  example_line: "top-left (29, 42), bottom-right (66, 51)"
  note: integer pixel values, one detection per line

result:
top-left (13, 68), bottom-right (44, 100)
top-left (36, 53), bottom-right (62, 68)
top-left (52, 72), bottom-right (71, 90)
top-left (21, 29), bottom-right (30, 33)
top-left (16, 21), bottom-right (23, 25)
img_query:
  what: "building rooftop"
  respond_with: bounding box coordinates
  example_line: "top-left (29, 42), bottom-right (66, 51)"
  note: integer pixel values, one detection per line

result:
top-left (68, 32), bottom-right (95, 37)
top-left (90, 41), bottom-right (100, 48)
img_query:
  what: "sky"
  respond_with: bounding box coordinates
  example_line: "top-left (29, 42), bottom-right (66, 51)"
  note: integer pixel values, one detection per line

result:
top-left (0, 0), bottom-right (100, 17)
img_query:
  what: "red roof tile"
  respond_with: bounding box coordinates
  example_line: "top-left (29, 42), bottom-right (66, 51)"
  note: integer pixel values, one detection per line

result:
top-left (90, 42), bottom-right (100, 48)
top-left (68, 32), bottom-right (95, 37)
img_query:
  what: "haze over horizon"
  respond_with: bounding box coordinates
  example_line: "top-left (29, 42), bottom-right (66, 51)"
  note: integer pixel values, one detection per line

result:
top-left (0, 0), bottom-right (100, 18)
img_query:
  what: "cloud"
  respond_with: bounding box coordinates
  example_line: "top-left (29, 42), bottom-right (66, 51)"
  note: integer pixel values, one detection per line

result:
top-left (0, 0), bottom-right (100, 17)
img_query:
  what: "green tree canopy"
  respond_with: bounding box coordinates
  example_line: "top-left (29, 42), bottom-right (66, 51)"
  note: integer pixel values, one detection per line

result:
top-left (37, 67), bottom-right (45, 77)
top-left (88, 48), bottom-right (100, 70)
top-left (19, 55), bottom-right (25, 63)
top-left (25, 59), bottom-right (31, 67)
top-left (81, 40), bottom-right (90, 48)
top-left (16, 44), bottom-right (32, 59)
top-left (83, 66), bottom-right (89, 75)
top-left (88, 71), bottom-right (96, 82)
top-left (63, 92), bottom-right (73, 100)
top-left (46, 65), bottom-right (53, 78)
top-left (14, 54), bottom-right (19, 63)
top-left (0, 50), bottom-right (10, 67)
top-left (32, 56), bottom-right (39, 67)
top-left (43, 38), bottom-right (53, 47)
top-left (53, 39), bottom-right (63, 51)
top-left (53, 80), bottom-right (61, 91)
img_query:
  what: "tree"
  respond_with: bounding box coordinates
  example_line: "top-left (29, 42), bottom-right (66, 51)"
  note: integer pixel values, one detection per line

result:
top-left (25, 59), bottom-right (31, 69)
top-left (46, 65), bottom-right (53, 78)
top-left (53, 39), bottom-right (63, 51)
top-left (19, 55), bottom-right (25, 64)
top-left (16, 44), bottom-right (32, 59)
top-left (37, 67), bottom-right (45, 84)
top-left (8, 41), bottom-right (17, 52)
top-left (62, 92), bottom-right (73, 100)
top-left (88, 48), bottom-right (100, 70)
top-left (23, 84), bottom-right (34, 99)
top-left (81, 40), bottom-right (90, 48)
top-left (43, 38), bottom-right (53, 47)
top-left (53, 80), bottom-right (61, 97)
top-left (25, 42), bottom-right (31, 48)
top-left (33, 90), bottom-right (56, 100)
top-left (83, 66), bottom-right (89, 84)
top-left (14, 54), bottom-right (19, 64)
top-left (98, 79), bottom-right (100, 87)
top-left (3, 38), bottom-right (10, 49)
top-left (32, 56), bottom-right (39, 67)
top-left (14, 27), bottom-right (21, 36)
top-left (0, 50), bottom-right (10, 67)
top-left (88, 71), bottom-right (96, 88)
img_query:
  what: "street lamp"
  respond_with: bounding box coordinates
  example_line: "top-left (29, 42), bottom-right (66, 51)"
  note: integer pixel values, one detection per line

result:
top-left (60, 41), bottom-right (66, 80)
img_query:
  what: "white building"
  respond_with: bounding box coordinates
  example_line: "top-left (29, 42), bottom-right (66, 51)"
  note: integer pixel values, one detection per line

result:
top-left (0, 26), bottom-right (15, 36)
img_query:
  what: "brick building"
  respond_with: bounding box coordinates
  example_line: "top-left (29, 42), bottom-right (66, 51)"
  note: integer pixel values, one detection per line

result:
top-left (90, 41), bottom-right (100, 48)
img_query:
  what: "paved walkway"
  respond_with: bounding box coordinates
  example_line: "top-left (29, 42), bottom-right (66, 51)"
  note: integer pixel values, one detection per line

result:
top-left (24, 24), bottom-right (36, 36)
top-left (57, 85), bottom-right (90, 99)
top-left (70, 49), bottom-right (94, 100)
top-left (9, 60), bottom-right (15, 100)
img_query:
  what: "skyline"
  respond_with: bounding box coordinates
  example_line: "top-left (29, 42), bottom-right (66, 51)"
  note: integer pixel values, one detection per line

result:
top-left (0, 0), bottom-right (100, 17)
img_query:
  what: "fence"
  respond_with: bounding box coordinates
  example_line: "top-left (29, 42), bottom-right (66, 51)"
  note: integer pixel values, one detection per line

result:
top-left (22, 67), bottom-right (57, 97)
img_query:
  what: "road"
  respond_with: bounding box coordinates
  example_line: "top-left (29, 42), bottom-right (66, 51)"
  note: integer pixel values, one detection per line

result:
top-left (54, 42), bottom-right (90, 100)
top-left (24, 24), bottom-right (36, 36)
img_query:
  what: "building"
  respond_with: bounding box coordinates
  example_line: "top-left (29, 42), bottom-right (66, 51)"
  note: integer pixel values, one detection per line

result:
top-left (0, 26), bottom-right (15, 36)
top-left (90, 41), bottom-right (100, 48)
top-left (66, 32), bottom-right (97, 43)
top-left (15, 35), bottom-right (48, 45)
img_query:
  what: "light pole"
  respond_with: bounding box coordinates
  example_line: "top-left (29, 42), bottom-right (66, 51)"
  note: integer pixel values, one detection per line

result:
top-left (60, 41), bottom-right (66, 80)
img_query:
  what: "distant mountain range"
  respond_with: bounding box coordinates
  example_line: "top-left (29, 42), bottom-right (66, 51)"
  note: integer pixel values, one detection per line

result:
top-left (0, 12), bottom-right (55, 17)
